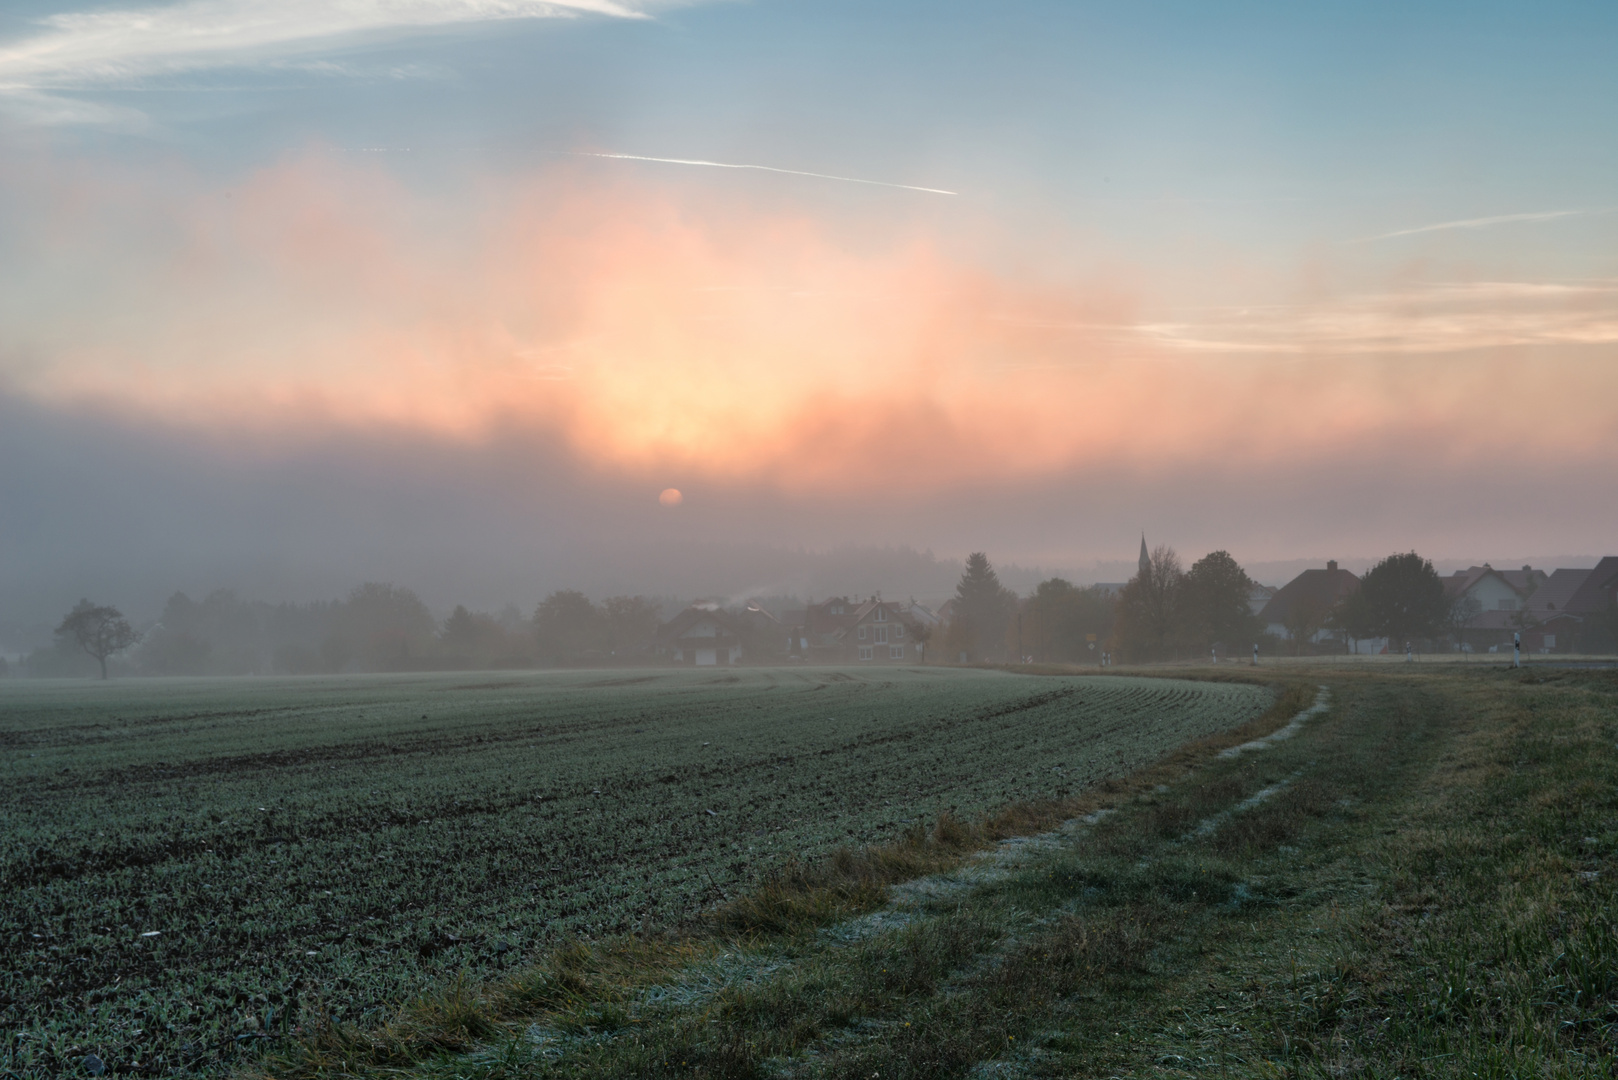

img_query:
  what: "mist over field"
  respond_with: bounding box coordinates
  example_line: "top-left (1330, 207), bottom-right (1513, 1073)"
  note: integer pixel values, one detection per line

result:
top-left (1, 381), bottom-right (1608, 661)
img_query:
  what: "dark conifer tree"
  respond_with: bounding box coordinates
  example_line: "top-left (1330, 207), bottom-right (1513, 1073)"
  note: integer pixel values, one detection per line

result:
top-left (953, 552), bottom-right (1015, 661)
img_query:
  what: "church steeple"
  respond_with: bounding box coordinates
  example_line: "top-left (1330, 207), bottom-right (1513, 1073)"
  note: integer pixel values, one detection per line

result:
top-left (1138, 533), bottom-right (1150, 576)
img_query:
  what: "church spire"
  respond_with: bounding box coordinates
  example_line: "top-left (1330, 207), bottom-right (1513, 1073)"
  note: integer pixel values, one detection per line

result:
top-left (1139, 533), bottom-right (1150, 576)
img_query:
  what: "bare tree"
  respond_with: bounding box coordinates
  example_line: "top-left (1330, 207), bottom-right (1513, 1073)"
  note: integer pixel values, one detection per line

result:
top-left (56, 600), bottom-right (141, 679)
top-left (1447, 594), bottom-right (1483, 654)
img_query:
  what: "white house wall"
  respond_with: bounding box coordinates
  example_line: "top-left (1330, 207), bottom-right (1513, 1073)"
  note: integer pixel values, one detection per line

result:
top-left (1462, 576), bottom-right (1525, 613)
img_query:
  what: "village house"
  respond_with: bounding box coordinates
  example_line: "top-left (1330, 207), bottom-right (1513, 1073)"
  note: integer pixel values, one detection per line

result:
top-left (1444, 564), bottom-right (1549, 651)
top-left (1518, 568), bottom-right (1593, 653)
top-left (1259, 561), bottom-right (1371, 650)
top-left (1558, 557), bottom-right (1618, 652)
top-left (794, 596), bottom-right (926, 664)
top-left (656, 605), bottom-right (748, 666)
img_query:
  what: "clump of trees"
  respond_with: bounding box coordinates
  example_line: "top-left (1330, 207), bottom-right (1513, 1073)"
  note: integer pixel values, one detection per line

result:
top-left (1330, 552), bottom-right (1452, 651)
top-left (1111, 548), bottom-right (1264, 662)
top-left (531, 591), bottom-right (664, 665)
top-left (132, 585), bottom-right (459, 675)
top-left (437, 604), bottom-right (532, 669)
top-left (1021, 578), bottom-right (1114, 663)
top-left (938, 547), bottom-right (1264, 665)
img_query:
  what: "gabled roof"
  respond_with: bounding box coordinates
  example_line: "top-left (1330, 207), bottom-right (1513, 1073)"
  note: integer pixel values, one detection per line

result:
top-left (1444, 566), bottom-right (1489, 598)
top-left (657, 606), bottom-right (748, 642)
top-left (803, 597), bottom-right (859, 635)
top-left (1565, 557), bottom-right (1618, 615)
top-left (1258, 564), bottom-right (1360, 625)
top-left (850, 599), bottom-right (921, 628)
top-left (1499, 567), bottom-right (1549, 595)
top-left (905, 601), bottom-right (941, 627)
top-left (1444, 565), bottom-right (1547, 600)
top-left (743, 602), bottom-right (783, 625)
top-left (1525, 568), bottom-right (1595, 617)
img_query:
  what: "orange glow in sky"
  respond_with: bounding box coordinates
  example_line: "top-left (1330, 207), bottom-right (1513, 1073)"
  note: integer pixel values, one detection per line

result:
top-left (7, 150), bottom-right (1618, 495)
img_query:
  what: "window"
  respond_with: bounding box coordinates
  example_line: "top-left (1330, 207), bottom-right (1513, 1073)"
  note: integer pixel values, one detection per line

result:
top-left (890, 645), bottom-right (905, 659)
top-left (858, 645), bottom-right (873, 660)
top-left (875, 607), bottom-right (887, 622)
top-left (1543, 634), bottom-right (1556, 648)
top-left (875, 626), bottom-right (888, 644)
top-left (858, 626), bottom-right (867, 640)
top-left (894, 624), bottom-right (904, 639)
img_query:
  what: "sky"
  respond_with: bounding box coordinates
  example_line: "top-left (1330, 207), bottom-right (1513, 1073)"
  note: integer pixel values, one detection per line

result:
top-left (2, 0), bottom-right (1616, 632)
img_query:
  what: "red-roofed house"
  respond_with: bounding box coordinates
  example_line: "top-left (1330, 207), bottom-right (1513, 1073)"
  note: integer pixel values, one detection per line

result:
top-left (1259, 561), bottom-right (1364, 649)
top-left (1518, 568), bottom-right (1594, 653)
top-left (1562, 557), bottom-right (1618, 652)
top-left (795, 596), bottom-right (925, 663)
top-left (1444, 564), bottom-right (1550, 650)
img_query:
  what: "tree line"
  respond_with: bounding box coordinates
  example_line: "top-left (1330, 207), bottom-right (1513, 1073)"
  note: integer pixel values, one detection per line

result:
top-left (22, 585), bottom-right (690, 678)
top-left (935, 547), bottom-right (1586, 664)
top-left (938, 547), bottom-right (1264, 664)
top-left (24, 548), bottom-right (1613, 677)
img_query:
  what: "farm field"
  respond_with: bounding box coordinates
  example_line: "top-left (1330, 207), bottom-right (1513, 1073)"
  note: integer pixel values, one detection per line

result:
top-left (253, 665), bottom-right (1618, 1080)
top-left (0, 667), bottom-right (1272, 1078)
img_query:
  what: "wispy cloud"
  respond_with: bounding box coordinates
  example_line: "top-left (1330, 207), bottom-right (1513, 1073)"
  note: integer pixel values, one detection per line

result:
top-left (565, 151), bottom-right (957, 195)
top-left (0, 0), bottom-right (666, 121)
top-left (1117, 281), bottom-right (1618, 356)
top-left (1352, 209), bottom-right (1590, 243)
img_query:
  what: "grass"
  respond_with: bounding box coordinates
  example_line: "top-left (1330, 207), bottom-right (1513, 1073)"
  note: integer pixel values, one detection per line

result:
top-left (237, 664), bottom-right (1618, 1078)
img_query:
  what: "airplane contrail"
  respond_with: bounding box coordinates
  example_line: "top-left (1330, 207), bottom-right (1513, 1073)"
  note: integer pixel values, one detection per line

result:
top-left (1352, 209), bottom-right (1586, 243)
top-left (564, 151), bottom-right (957, 195)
